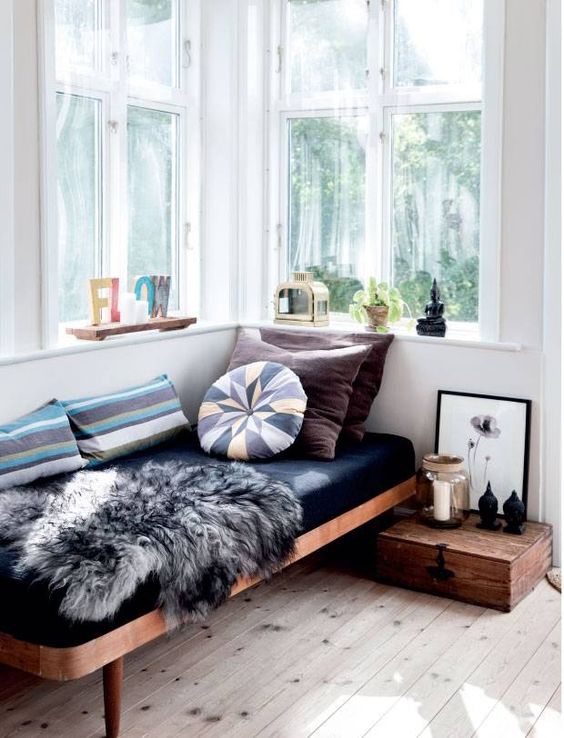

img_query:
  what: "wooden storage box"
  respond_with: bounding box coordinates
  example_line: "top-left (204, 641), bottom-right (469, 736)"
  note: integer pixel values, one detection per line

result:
top-left (376, 514), bottom-right (552, 612)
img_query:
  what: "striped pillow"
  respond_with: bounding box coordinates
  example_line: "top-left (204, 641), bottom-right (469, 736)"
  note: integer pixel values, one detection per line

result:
top-left (62, 375), bottom-right (189, 466)
top-left (0, 400), bottom-right (86, 490)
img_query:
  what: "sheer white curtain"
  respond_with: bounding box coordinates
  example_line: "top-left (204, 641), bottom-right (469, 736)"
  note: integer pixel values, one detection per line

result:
top-left (289, 117), bottom-right (366, 284)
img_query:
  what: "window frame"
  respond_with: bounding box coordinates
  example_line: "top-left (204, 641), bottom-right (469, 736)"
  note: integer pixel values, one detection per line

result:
top-left (0, 0), bottom-right (15, 356)
top-left (268, 0), bottom-right (504, 338)
top-left (38, 0), bottom-right (201, 347)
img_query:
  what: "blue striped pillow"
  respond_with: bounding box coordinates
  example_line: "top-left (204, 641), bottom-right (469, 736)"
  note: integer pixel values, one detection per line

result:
top-left (0, 400), bottom-right (86, 490)
top-left (61, 375), bottom-right (189, 466)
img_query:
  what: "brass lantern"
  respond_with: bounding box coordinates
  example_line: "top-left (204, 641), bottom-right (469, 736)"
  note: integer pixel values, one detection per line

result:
top-left (274, 272), bottom-right (330, 327)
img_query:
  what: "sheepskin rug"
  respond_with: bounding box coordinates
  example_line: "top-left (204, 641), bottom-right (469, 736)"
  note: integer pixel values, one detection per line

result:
top-left (0, 460), bottom-right (302, 625)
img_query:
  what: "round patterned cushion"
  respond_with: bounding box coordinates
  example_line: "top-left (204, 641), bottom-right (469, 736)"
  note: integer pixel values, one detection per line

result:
top-left (198, 361), bottom-right (307, 460)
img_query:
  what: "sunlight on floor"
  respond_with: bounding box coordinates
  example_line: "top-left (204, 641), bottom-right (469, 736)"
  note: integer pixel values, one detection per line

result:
top-left (310, 693), bottom-right (399, 735)
top-left (365, 694), bottom-right (427, 735)
top-left (309, 680), bottom-right (562, 738)
top-left (527, 703), bottom-right (563, 737)
top-left (459, 683), bottom-right (559, 738)
top-left (458, 683), bottom-right (501, 733)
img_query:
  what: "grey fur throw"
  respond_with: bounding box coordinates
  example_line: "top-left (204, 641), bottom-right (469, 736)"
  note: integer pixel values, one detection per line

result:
top-left (0, 460), bottom-right (302, 625)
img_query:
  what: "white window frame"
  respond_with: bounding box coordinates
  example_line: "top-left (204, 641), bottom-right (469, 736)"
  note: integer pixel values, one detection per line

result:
top-left (0, 0), bottom-right (15, 356)
top-left (38, 0), bottom-right (201, 348)
top-left (267, 0), bottom-right (504, 339)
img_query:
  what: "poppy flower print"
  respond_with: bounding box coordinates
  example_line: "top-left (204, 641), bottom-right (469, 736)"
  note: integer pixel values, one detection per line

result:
top-left (470, 415), bottom-right (501, 439)
top-left (468, 415), bottom-right (501, 491)
top-left (436, 391), bottom-right (530, 512)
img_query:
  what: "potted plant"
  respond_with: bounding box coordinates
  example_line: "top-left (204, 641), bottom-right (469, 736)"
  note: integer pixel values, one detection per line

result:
top-left (349, 278), bottom-right (411, 332)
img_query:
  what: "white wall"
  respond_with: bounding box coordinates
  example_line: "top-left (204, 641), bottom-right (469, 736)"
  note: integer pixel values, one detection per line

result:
top-left (0, 0), bottom-right (15, 356)
top-left (499, 0), bottom-right (546, 349)
top-left (13, 0), bottom-right (42, 354)
top-left (0, 326), bottom-right (548, 541)
top-left (367, 341), bottom-right (543, 519)
top-left (541, 0), bottom-right (562, 562)
top-left (0, 327), bottom-right (237, 426)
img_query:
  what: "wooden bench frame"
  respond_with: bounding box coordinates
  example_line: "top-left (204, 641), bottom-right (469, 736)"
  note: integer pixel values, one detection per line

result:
top-left (0, 476), bottom-right (415, 737)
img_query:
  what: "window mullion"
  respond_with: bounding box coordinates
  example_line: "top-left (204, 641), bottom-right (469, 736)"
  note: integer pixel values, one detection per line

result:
top-left (279, 111), bottom-right (289, 291)
top-left (107, 93), bottom-right (127, 286)
top-left (274, 0), bottom-right (287, 296)
top-left (276, 94), bottom-right (368, 115)
top-left (380, 86), bottom-right (482, 108)
top-left (266, 0), bottom-right (283, 307)
top-left (279, 0), bottom-right (288, 102)
top-left (183, 0), bottom-right (201, 317)
top-left (380, 107), bottom-right (393, 284)
top-left (177, 0), bottom-right (189, 316)
top-left (106, 0), bottom-right (127, 288)
top-left (55, 71), bottom-right (112, 93)
top-left (168, 0), bottom-right (192, 316)
top-left (367, 0), bottom-right (386, 284)
top-left (478, 0), bottom-right (504, 341)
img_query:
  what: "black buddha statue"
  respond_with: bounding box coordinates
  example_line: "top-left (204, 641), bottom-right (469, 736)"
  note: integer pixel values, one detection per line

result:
top-left (477, 481), bottom-right (501, 530)
top-left (503, 491), bottom-right (526, 535)
top-left (416, 278), bottom-right (447, 337)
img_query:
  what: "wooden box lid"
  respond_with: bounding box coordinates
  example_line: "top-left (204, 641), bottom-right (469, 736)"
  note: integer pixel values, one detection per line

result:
top-left (379, 514), bottom-right (552, 565)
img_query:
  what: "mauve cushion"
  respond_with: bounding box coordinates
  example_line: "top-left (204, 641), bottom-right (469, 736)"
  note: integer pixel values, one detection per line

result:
top-left (228, 329), bottom-right (371, 460)
top-left (259, 327), bottom-right (394, 442)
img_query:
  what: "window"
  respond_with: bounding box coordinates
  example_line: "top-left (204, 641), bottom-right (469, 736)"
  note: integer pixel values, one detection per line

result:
top-left (41, 0), bottom-right (199, 335)
top-left (274, 0), bottom-right (497, 328)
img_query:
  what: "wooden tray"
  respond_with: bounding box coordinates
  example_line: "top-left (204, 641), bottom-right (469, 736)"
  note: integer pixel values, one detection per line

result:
top-left (66, 317), bottom-right (197, 341)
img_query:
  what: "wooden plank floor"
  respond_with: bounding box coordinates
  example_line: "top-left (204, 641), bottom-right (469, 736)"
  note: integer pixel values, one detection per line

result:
top-left (0, 554), bottom-right (560, 738)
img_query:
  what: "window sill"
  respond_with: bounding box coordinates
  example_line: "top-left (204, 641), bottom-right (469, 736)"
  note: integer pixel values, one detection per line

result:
top-left (391, 330), bottom-right (522, 352)
top-left (242, 320), bottom-right (523, 353)
top-left (0, 317), bottom-right (524, 369)
top-left (0, 321), bottom-right (238, 368)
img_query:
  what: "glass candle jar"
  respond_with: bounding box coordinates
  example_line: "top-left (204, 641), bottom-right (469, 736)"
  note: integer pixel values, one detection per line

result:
top-left (416, 454), bottom-right (470, 528)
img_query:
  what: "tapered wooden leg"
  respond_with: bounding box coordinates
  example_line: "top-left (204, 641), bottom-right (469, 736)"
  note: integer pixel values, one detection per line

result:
top-left (103, 657), bottom-right (124, 738)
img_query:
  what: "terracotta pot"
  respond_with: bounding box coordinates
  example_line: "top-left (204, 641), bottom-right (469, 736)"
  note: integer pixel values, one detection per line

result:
top-left (364, 305), bottom-right (389, 328)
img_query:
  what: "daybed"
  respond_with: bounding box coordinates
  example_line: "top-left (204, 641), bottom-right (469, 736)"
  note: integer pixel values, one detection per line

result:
top-left (0, 430), bottom-right (415, 737)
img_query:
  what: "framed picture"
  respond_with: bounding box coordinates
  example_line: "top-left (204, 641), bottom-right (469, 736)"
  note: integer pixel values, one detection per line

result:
top-left (435, 391), bottom-right (532, 513)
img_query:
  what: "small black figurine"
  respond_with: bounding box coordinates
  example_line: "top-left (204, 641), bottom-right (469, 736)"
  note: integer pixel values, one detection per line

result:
top-left (477, 481), bottom-right (501, 530)
top-left (503, 490), bottom-right (526, 534)
top-left (416, 278), bottom-right (447, 337)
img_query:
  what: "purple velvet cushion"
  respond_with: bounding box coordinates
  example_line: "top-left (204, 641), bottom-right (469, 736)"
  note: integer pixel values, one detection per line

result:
top-left (259, 327), bottom-right (394, 442)
top-left (228, 329), bottom-right (371, 460)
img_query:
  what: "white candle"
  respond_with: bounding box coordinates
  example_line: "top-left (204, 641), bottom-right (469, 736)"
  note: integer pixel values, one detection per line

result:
top-left (120, 293), bottom-right (137, 324)
top-left (135, 299), bottom-right (149, 324)
top-left (433, 480), bottom-right (451, 522)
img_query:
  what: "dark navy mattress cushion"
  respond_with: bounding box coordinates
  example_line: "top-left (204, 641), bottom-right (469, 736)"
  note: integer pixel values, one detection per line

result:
top-left (0, 431), bottom-right (414, 647)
